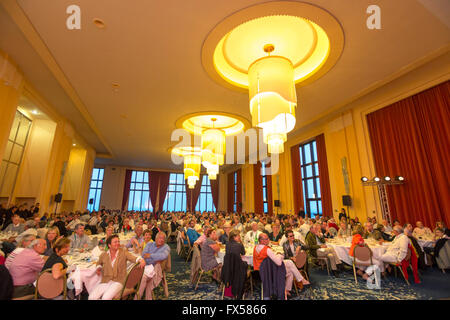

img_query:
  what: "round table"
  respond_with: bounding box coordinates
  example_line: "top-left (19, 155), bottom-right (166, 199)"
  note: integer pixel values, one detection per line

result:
top-left (216, 244), bottom-right (284, 267)
top-left (325, 239), bottom-right (388, 265)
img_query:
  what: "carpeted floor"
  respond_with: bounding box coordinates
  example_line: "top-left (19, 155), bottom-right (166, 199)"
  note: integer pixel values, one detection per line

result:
top-left (151, 243), bottom-right (450, 300)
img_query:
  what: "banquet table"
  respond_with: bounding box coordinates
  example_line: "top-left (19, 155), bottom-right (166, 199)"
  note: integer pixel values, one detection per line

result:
top-left (66, 232), bottom-right (139, 296)
top-left (216, 244), bottom-right (284, 266)
top-left (325, 238), bottom-right (388, 265)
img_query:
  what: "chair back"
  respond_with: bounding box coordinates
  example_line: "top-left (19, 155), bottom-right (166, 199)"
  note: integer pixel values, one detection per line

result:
top-left (123, 263), bottom-right (144, 290)
top-left (354, 245), bottom-right (373, 264)
top-left (161, 252), bottom-right (172, 273)
top-left (405, 247), bottom-right (411, 262)
top-left (295, 250), bottom-right (307, 269)
top-left (35, 268), bottom-right (66, 299)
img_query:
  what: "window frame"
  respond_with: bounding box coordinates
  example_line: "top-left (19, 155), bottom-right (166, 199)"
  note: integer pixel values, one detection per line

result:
top-left (87, 168), bottom-right (105, 211)
top-left (128, 170), bottom-right (151, 211)
top-left (299, 140), bottom-right (322, 218)
top-left (163, 173), bottom-right (187, 212)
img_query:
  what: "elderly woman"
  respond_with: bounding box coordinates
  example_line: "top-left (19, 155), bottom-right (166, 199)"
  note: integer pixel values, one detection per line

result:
top-left (200, 228), bottom-right (222, 281)
top-left (269, 223), bottom-right (283, 244)
top-left (43, 227), bottom-right (61, 256)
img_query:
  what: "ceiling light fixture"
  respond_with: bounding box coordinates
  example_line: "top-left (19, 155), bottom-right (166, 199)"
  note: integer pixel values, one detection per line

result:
top-left (32, 110), bottom-right (39, 115)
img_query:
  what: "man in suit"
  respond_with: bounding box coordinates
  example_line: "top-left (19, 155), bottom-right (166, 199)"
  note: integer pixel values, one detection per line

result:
top-left (283, 230), bottom-right (307, 259)
top-left (305, 224), bottom-right (342, 276)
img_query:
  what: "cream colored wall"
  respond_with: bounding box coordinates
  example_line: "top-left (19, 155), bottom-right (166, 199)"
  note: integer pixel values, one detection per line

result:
top-left (13, 119), bottom-right (56, 200)
top-left (218, 172), bottom-right (227, 212)
top-left (99, 165), bottom-right (126, 210)
top-left (241, 164), bottom-right (254, 213)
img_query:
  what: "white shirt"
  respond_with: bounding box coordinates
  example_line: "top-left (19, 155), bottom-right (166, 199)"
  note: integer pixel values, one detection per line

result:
top-left (412, 227), bottom-right (432, 239)
top-left (244, 230), bottom-right (262, 247)
top-left (386, 233), bottom-right (410, 262)
top-left (299, 224), bottom-right (311, 239)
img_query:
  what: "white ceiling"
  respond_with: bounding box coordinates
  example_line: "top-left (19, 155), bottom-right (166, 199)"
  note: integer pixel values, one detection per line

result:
top-left (0, 0), bottom-right (449, 170)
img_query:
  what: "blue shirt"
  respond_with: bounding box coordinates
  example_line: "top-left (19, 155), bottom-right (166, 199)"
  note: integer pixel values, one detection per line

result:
top-left (142, 242), bottom-right (170, 265)
top-left (186, 228), bottom-right (200, 245)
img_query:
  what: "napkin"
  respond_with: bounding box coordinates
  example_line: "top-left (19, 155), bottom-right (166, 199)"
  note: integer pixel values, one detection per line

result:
top-left (144, 264), bottom-right (155, 278)
top-left (91, 246), bottom-right (103, 259)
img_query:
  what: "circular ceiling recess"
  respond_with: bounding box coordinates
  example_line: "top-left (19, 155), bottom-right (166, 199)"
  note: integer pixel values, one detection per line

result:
top-left (202, 1), bottom-right (344, 91)
top-left (175, 111), bottom-right (251, 136)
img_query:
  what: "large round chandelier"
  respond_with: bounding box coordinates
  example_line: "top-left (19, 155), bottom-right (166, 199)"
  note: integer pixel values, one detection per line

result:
top-left (201, 2), bottom-right (344, 155)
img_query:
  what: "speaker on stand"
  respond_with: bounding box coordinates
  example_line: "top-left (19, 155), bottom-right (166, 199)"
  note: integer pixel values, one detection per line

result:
top-left (274, 200), bottom-right (280, 216)
top-left (342, 195), bottom-right (352, 219)
top-left (54, 193), bottom-right (63, 215)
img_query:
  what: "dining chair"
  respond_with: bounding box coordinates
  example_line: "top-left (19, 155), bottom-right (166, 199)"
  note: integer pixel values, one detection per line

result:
top-left (352, 245), bottom-right (373, 284)
top-left (34, 268), bottom-right (67, 300)
top-left (114, 263), bottom-right (145, 300)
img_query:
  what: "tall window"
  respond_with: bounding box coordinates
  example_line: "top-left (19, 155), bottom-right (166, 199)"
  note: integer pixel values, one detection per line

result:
top-left (163, 173), bottom-right (186, 212)
top-left (87, 168), bottom-right (104, 211)
top-left (261, 162), bottom-right (269, 214)
top-left (195, 175), bottom-right (215, 212)
top-left (0, 111), bottom-right (32, 197)
top-left (233, 171), bottom-right (238, 212)
top-left (128, 171), bottom-right (152, 211)
top-left (299, 140), bottom-right (322, 217)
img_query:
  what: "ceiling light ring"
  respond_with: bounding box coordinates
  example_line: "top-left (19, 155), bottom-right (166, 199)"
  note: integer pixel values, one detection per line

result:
top-left (201, 1), bottom-right (345, 92)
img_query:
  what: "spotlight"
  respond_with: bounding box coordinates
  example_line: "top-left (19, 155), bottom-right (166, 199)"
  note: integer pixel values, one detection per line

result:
top-left (395, 176), bottom-right (404, 182)
top-left (384, 176), bottom-right (391, 182)
top-left (32, 110), bottom-right (39, 115)
top-left (373, 177), bottom-right (381, 182)
top-left (361, 177), bottom-right (368, 182)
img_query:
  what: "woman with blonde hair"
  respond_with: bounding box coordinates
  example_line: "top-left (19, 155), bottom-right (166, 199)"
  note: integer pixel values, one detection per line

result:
top-left (44, 227), bottom-right (61, 256)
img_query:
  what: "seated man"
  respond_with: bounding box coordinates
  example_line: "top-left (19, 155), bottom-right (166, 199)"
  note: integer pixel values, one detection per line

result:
top-left (244, 222), bottom-right (263, 247)
top-left (381, 219), bottom-right (393, 233)
top-left (298, 219), bottom-right (312, 240)
top-left (137, 232), bottom-right (170, 300)
top-left (69, 224), bottom-right (92, 251)
top-left (89, 235), bottom-right (145, 300)
top-left (413, 221), bottom-right (433, 239)
top-left (185, 220), bottom-right (201, 245)
top-left (5, 234), bottom-right (37, 269)
top-left (380, 226), bottom-right (410, 271)
top-left (8, 239), bottom-right (47, 298)
top-left (126, 225), bottom-right (144, 251)
top-left (337, 221), bottom-right (352, 238)
top-left (194, 226), bottom-right (209, 247)
top-left (253, 233), bottom-right (309, 297)
top-left (305, 224), bottom-right (342, 276)
top-left (363, 222), bottom-right (383, 241)
top-left (1, 214), bottom-right (26, 255)
top-left (66, 214), bottom-right (82, 232)
top-left (219, 223), bottom-right (232, 245)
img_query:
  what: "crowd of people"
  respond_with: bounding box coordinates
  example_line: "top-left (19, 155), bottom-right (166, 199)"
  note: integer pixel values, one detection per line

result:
top-left (0, 203), bottom-right (449, 300)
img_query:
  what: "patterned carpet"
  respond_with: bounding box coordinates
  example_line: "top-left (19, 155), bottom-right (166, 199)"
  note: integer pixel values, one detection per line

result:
top-left (151, 243), bottom-right (450, 300)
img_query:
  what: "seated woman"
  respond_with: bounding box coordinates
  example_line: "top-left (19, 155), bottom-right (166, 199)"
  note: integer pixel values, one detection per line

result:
top-left (131, 229), bottom-right (153, 255)
top-left (349, 226), bottom-right (385, 279)
top-left (200, 228), bottom-right (222, 282)
top-left (221, 230), bottom-right (248, 299)
top-left (337, 221), bottom-right (352, 238)
top-left (43, 227), bottom-right (61, 256)
top-left (89, 235), bottom-right (145, 300)
top-left (269, 224), bottom-right (283, 244)
top-left (99, 226), bottom-right (114, 247)
top-left (41, 237), bottom-right (71, 282)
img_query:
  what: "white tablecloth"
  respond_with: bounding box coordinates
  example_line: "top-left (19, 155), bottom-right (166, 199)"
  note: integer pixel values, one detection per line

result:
top-left (326, 240), bottom-right (388, 265)
top-left (216, 245), bottom-right (284, 267)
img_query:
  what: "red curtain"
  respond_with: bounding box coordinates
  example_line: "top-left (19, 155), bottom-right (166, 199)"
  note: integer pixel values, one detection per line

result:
top-left (236, 169), bottom-right (242, 213)
top-left (227, 172), bottom-right (234, 212)
top-left (316, 134), bottom-right (333, 217)
top-left (253, 163), bottom-right (264, 214)
top-left (148, 171), bottom-right (160, 212)
top-left (267, 170), bottom-right (273, 216)
top-left (185, 175), bottom-right (202, 212)
top-left (291, 144), bottom-right (304, 214)
top-left (158, 172), bottom-right (170, 212)
top-left (367, 81), bottom-right (450, 227)
top-left (121, 170), bottom-right (132, 211)
top-left (210, 177), bottom-right (219, 210)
